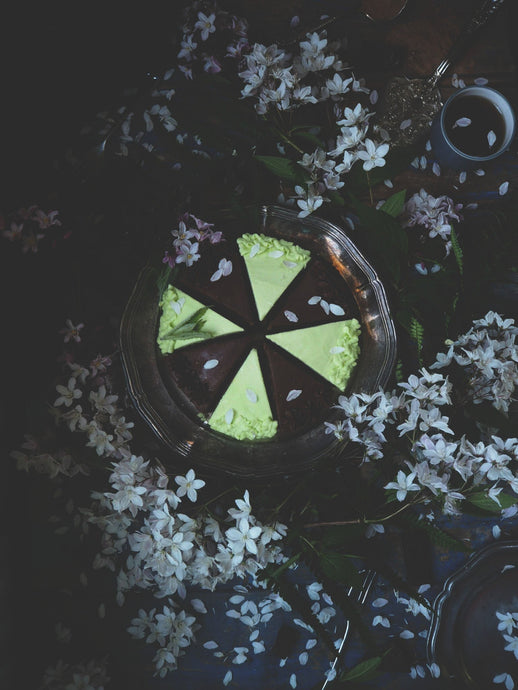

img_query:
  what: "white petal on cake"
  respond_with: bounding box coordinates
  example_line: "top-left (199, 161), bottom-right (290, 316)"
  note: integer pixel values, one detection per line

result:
top-left (209, 349), bottom-right (277, 440)
top-left (267, 320), bottom-right (361, 389)
top-left (237, 234), bottom-right (310, 321)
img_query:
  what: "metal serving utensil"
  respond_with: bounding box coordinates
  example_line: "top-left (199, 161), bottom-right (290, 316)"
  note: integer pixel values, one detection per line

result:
top-left (375, 0), bottom-right (509, 147)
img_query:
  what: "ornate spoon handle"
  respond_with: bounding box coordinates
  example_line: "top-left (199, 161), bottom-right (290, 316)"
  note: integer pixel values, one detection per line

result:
top-left (427, 0), bottom-right (508, 89)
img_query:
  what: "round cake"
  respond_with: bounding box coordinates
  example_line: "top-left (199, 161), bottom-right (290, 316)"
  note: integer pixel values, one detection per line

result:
top-left (156, 231), bottom-right (361, 441)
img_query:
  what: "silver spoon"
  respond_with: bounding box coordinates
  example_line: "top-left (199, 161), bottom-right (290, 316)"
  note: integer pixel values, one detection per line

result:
top-left (376, 0), bottom-right (509, 147)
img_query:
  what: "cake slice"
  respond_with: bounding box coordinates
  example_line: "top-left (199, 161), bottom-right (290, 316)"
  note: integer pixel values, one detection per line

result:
top-left (161, 335), bottom-right (252, 415)
top-left (174, 239), bottom-right (258, 325)
top-left (263, 341), bottom-right (340, 435)
top-left (266, 257), bottom-right (359, 332)
top-left (157, 285), bottom-right (242, 354)
top-left (209, 348), bottom-right (277, 440)
top-left (267, 319), bottom-right (361, 389)
top-left (237, 233), bottom-right (310, 320)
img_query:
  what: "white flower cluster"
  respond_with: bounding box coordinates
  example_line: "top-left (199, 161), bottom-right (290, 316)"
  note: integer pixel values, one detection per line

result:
top-left (11, 346), bottom-right (130, 478)
top-left (41, 658), bottom-right (109, 690)
top-left (401, 188), bottom-right (464, 257)
top-left (495, 609), bottom-right (518, 688)
top-left (295, 103), bottom-right (388, 217)
top-left (239, 33), bottom-right (360, 115)
top-left (85, 459), bottom-right (287, 675)
top-left (50, 348), bottom-right (134, 460)
top-left (176, 1), bottom-right (249, 78)
top-left (239, 33), bottom-right (388, 217)
top-left (431, 311), bottom-right (518, 415)
top-left (327, 313), bottom-right (518, 516)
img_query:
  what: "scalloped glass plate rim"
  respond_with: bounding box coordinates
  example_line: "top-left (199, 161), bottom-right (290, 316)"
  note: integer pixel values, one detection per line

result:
top-left (119, 205), bottom-right (397, 478)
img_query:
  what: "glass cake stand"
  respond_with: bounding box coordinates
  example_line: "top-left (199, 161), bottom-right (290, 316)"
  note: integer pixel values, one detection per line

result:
top-left (119, 205), bottom-right (397, 478)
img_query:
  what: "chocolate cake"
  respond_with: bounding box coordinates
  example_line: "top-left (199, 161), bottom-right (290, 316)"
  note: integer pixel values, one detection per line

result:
top-left (157, 233), bottom-right (361, 440)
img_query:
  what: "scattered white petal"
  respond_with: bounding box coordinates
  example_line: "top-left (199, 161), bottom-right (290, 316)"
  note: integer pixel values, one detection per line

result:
top-left (223, 670), bottom-right (233, 686)
top-left (499, 181), bottom-right (509, 195)
top-left (488, 130), bottom-right (497, 147)
top-left (250, 243), bottom-right (260, 258)
top-left (372, 598), bottom-right (388, 608)
top-left (493, 524), bottom-right (502, 539)
top-left (400, 119), bottom-right (412, 130)
top-left (204, 359), bottom-right (219, 370)
top-left (290, 673), bottom-right (297, 688)
top-left (225, 409), bottom-right (234, 425)
top-left (453, 117), bottom-right (471, 128)
top-left (306, 639), bottom-right (317, 650)
top-left (269, 250), bottom-right (284, 259)
top-left (459, 171), bottom-right (467, 184)
top-left (410, 157), bottom-right (420, 169)
top-left (210, 269), bottom-right (223, 282)
top-left (494, 673), bottom-right (514, 690)
top-left (191, 599), bottom-right (207, 613)
top-left (299, 652), bottom-right (308, 665)
top-left (252, 640), bottom-right (265, 654)
top-left (474, 77), bottom-right (489, 86)
top-left (329, 303), bottom-right (345, 316)
top-left (204, 640), bottom-right (219, 649)
top-left (308, 295), bottom-right (321, 305)
top-left (370, 90), bottom-right (379, 105)
top-left (246, 389), bottom-right (258, 403)
top-left (428, 663), bottom-right (441, 679)
top-left (384, 179), bottom-right (394, 188)
top-left (226, 609), bottom-right (241, 619)
top-left (418, 584), bottom-right (431, 593)
top-left (286, 389), bottom-right (302, 401)
top-left (229, 595), bottom-right (244, 604)
top-left (283, 260), bottom-right (297, 268)
top-left (372, 615), bottom-right (390, 628)
top-left (330, 346), bottom-right (345, 354)
top-left (502, 565), bottom-right (516, 573)
top-left (475, 168), bottom-right (486, 176)
top-left (400, 630), bottom-right (414, 639)
top-left (290, 15), bottom-right (300, 28)
top-left (420, 155), bottom-right (427, 169)
top-left (294, 618), bottom-right (314, 632)
top-left (249, 629), bottom-right (259, 641)
top-left (432, 162), bottom-right (441, 176)
top-left (425, 139), bottom-right (432, 151)
top-left (325, 668), bottom-right (337, 682)
top-left (284, 310), bottom-right (298, 323)
top-left (320, 299), bottom-right (330, 315)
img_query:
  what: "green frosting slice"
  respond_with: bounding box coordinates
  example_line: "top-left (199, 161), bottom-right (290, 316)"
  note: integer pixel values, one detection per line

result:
top-left (157, 285), bottom-right (242, 354)
top-left (267, 319), bottom-right (361, 389)
top-left (209, 348), bottom-right (278, 440)
top-left (237, 233), bottom-right (310, 320)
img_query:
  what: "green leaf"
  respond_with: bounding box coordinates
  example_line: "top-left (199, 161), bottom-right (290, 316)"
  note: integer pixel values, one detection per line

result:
top-left (450, 224), bottom-right (464, 275)
top-left (255, 155), bottom-right (307, 184)
top-left (379, 189), bottom-right (406, 218)
top-left (347, 193), bottom-right (408, 285)
top-left (467, 491), bottom-right (517, 513)
top-left (162, 306), bottom-right (214, 341)
top-left (341, 655), bottom-right (384, 681)
top-left (319, 551), bottom-right (363, 588)
top-left (292, 130), bottom-right (325, 148)
top-left (397, 512), bottom-right (472, 553)
top-left (409, 316), bottom-right (425, 362)
top-left (156, 264), bottom-right (172, 297)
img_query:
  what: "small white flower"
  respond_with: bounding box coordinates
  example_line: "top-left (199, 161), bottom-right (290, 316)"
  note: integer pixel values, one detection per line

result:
top-left (175, 469), bottom-right (205, 502)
